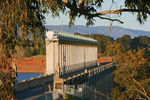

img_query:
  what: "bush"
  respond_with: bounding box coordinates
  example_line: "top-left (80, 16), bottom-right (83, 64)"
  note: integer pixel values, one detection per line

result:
top-left (24, 47), bottom-right (32, 57)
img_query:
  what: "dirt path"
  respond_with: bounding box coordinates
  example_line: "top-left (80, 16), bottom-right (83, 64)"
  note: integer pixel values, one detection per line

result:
top-left (14, 56), bottom-right (112, 73)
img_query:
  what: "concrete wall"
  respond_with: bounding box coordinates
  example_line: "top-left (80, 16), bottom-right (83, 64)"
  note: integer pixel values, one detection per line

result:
top-left (96, 72), bottom-right (113, 99)
top-left (87, 71), bottom-right (113, 100)
top-left (13, 74), bottom-right (54, 92)
top-left (46, 40), bottom-right (59, 74)
top-left (33, 90), bottom-right (58, 100)
top-left (59, 44), bottom-right (97, 75)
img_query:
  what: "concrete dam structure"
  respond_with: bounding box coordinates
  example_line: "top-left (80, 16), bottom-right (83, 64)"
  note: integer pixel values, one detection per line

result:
top-left (46, 31), bottom-right (98, 76)
top-left (45, 31), bottom-right (114, 100)
top-left (14, 31), bottom-right (115, 100)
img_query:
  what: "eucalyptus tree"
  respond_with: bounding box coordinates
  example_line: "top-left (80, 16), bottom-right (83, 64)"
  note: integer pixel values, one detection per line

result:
top-left (106, 42), bottom-right (150, 99)
top-left (1, 0), bottom-right (150, 57)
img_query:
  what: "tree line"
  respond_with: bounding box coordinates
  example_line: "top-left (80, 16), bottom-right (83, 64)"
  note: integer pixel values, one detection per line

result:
top-left (24, 33), bottom-right (150, 58)
top-left (77, 33), bottom-right (150, 99)
top-left (82, 34), bottom-right (150, 56)
top-left (24, 40), bottom-right (46, 57)
top-left (89, 33), bottom-right (150, 99)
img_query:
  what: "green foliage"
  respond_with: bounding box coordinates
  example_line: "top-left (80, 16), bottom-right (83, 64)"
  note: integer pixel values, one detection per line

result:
top-left (24, 40), bottom-right (46, 57)
top-left (0, 0), bottom-right (48, 58)
top-left (63, 94), bottom-right (81, 100)
top-left (24, 47), bottom-right (32, 58)
top-left (131, 36), bottom-right (150, 53)
top-left (0, 57), bottom-right (17, 100)
top-left (4, 50), bottom-right (11, 58)
top-left (32, 48), bottom-right (38, 56)
top-left (40, 45), bottom-right (46, 55)
top-left (0, 0), bottom-right (150, 58)
top-left (105, 41), bottom-right (123, 57)
top-left (106, 35), bottom-right (150, 56)
top-left (125, 0), bottom-right (150, 24)
top-left (39, 40), bottom-right (46, 55)
top-left (108, 42), bottom-right (150, 99)
top-left (90, 34), bottom-right (114, 54)
top-left (80, 34), bottom-right (150, 57)
top-left (81, 34), bottom-right (114, 55)
top-left (116, 35), bottom-right (131, 51)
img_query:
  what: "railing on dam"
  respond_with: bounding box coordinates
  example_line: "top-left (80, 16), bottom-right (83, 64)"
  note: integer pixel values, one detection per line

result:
top-left (88, 62), bottom-right (114, 77)
top-left (14, 62), bottom-right (114, 93)
top-left (54, 62), bottom-right (115, 90)
top-left (53, 62), bottom-right (115, 100)
top-left (13, 73), bottom-right (54, 92)
top-left (65, 62), bottom-right (114, 83)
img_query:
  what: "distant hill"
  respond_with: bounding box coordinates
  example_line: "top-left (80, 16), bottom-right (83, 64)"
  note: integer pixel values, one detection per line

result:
top-left (46, 25), bottom-right (150, 39)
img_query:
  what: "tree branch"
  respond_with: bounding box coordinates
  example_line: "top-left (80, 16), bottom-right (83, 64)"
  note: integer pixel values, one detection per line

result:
top-left (124, 89), bottom-right (148, 100)
top-left (63, 1), bottom-right (150, 23)
top-left (96, 9), bottom-right (150, 15)
top-left (132, 79), bottom-right (150, 99)
top-left (64, 1), bottom-right (124, 23)
top-left (98, 16), bottom-right (124, 24)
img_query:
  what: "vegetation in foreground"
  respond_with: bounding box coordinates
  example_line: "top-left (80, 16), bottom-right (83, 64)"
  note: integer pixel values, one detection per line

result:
top-left (106, 42), bottom-right (150, 99)
top-left (63, 94), bottom-right (81, 100)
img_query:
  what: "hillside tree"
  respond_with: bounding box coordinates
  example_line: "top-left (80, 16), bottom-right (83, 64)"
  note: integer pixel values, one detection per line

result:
top-left (39, 40), bottom-right (46, 55)
top-left (106, 42), bottom-right (150, 99)
top-left (24, 47), bottom-right (32, 58)
top-left (116, 35), bottom-right (131, 51)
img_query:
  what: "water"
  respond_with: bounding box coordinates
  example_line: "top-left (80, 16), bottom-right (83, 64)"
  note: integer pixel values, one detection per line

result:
top-left (17, 73), bottom-right (44, 82)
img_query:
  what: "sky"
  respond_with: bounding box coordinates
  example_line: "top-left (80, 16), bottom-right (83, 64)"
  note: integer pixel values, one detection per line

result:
top-left (44, 0), bottom-right (150, 32)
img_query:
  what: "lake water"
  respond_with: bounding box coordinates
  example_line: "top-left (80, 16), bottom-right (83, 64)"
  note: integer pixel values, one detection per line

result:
top-left (17, 73), bottom-right (44, 82)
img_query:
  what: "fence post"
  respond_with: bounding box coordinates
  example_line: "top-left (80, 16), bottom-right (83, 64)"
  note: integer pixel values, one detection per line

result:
top-left (107, 93), bottom-right (109, 100)
top-left (46, 94), bottom-right (47, 100)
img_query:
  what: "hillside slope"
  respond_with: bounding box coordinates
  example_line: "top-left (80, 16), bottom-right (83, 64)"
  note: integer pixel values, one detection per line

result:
top-left (14, 55), bottom-right (46, 73)
top-left (14, 55), bottom-right (112, 73)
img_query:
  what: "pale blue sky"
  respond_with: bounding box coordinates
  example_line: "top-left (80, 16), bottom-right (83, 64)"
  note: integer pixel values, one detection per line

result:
top-left (45, 0), bottom-right (150, 31)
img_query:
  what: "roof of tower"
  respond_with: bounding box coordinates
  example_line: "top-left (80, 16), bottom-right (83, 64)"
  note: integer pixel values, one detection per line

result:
top-left (46, 31), bottom-right (97, 45)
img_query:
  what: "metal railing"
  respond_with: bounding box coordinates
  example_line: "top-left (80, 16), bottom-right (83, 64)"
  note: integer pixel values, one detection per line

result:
top-left (57, 84), bottom-right (112, 100)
